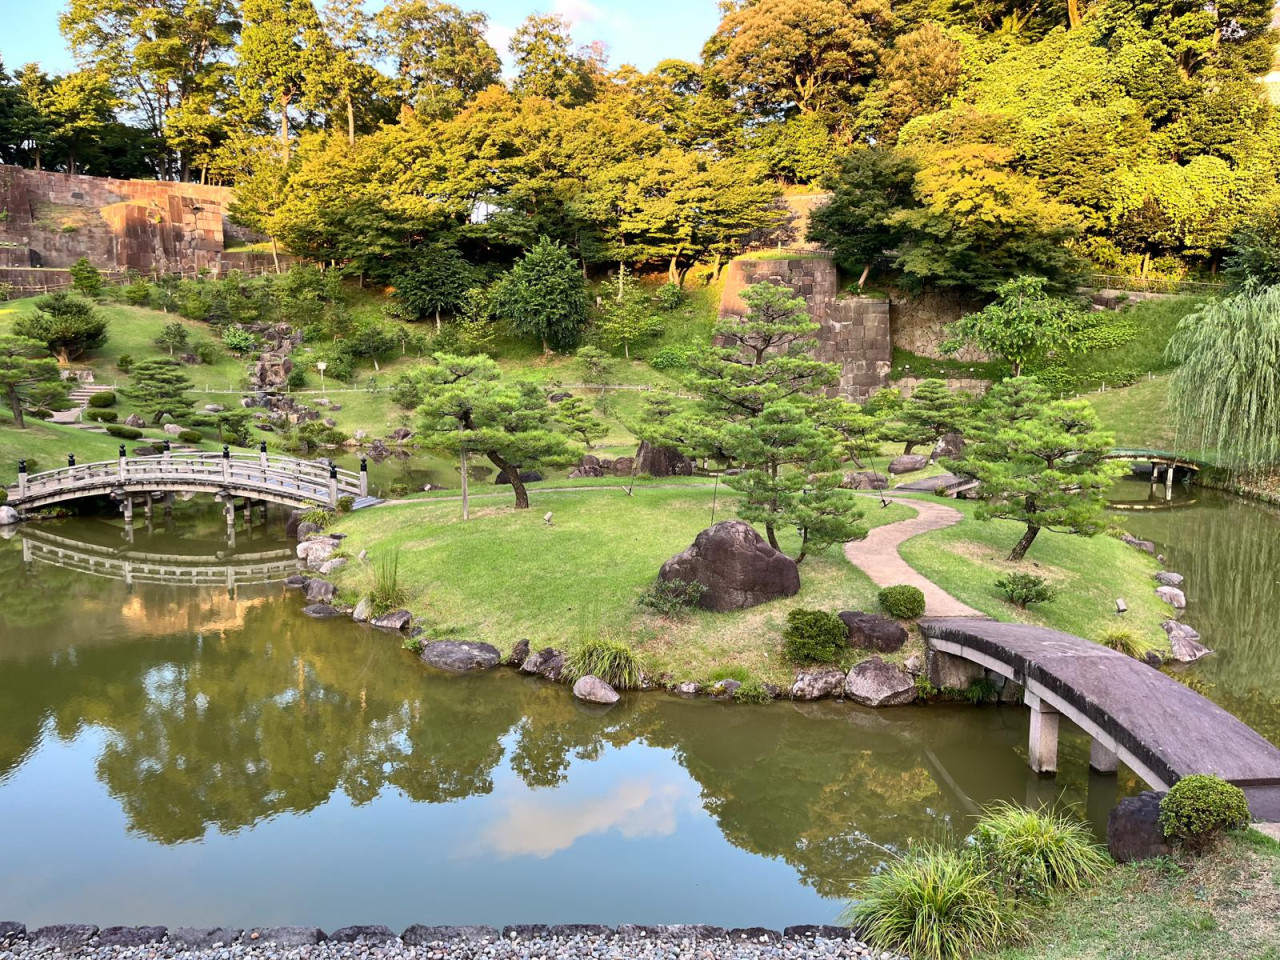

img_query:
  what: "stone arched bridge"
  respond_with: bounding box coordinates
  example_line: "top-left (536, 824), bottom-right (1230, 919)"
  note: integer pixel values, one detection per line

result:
top-left (5, 449), bottom-right (374, 514)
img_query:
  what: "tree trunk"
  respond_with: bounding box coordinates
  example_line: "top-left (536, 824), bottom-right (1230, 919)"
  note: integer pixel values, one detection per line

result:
top-left (858, 263), bottom-right (872, 289)
top-left (1067, 0), bottom-right (1081, 27)
top-left (765, 521), bottom-right (780, 551)
top-left (7, 386), bottom-right (26, 429)
top-left (903, 441), bottom-right (915, 455)
top-left (270, 236), bottom-right (281, 275)
top-left (1008, 524), bottom-right (1040, 561)
top-left (668, 255), bottom-right (679, 285)
top-left (623, 341), bottom-right (630, 360)
top-left (346, 94), bottom-right (356, 145)
top-left (795, 531), bottom-right (809, 565)
top-left (435, 308), bottom-right (441, 334)
top-left (281, 104), bottom-right (290, 163)
top-left (489, 451), bottom-right (530, 509)
top-left (542, 336), bottom-right (549, 355)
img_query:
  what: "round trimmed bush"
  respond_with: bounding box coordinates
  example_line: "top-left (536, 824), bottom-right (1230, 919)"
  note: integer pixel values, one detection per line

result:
top-left (1158, 774), bottom-right (1250, 851)
top-left (87, 391), bottom-right (116, 408)
top-left (176, 429), bottom-right (204, 443)
top-left (105, 424), bottom-right (143, 440)
top-left (782, 608), bottom-right (848, 663)
top-left (879, 584), bottom-right (926, 620)
top-left (84, 408), bottom-right (118, 423)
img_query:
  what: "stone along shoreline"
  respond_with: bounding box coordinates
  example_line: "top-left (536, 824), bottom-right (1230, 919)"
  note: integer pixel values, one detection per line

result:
top-left (0, 924), bottom-right (903, 960)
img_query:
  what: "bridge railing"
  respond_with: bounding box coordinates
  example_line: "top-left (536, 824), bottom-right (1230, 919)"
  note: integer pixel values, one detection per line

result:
top-left (9, 452), bottom-right (364, 507)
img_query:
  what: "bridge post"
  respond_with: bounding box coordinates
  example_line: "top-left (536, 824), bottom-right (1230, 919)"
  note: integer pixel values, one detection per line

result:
top-left (329, 461), bottom-right (339, 508)
top-left (1089, 739), bottom-right (1118, 775)
top-left (1026, 691), bottom-right (1060, 775)
top-left (1165, 464), bottom-right (1174, 501)
top-left (68, 453), bottom-right (75, 467)
top-left (222, 445), bottom-right (231, 484)
top-left (17, 459), bottom-right (26, 498)
top-left (259, 441), bottom-right (268, 471)
top-left (163, 440), bottom-right (171, 459)
top-left (122, 496), bottom-right (133, 523)
top-left (360, 456), bottom-right (368, 497)
top-left (118, 445), bottom-right (127, 478)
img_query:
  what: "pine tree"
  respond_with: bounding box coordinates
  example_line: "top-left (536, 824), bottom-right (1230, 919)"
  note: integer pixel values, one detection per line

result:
top-left (14, 292), bottom-right (109, 364)
top-left (882, 379), bottom-right (969, 455)
top-left (126, 358), bottom-right (194, 425)
top-left (154, 322), bottom-right (190, 356)
top-left (0, 334), bottom-right (62, 429)
top-left (555, 396), bottom-right (607, 449)
top-left (955, 377), bottom-right (1122, 561)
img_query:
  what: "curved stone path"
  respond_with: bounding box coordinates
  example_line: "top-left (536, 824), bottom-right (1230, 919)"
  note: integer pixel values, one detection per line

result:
top-left (845, 495), bottom-right (984, 618)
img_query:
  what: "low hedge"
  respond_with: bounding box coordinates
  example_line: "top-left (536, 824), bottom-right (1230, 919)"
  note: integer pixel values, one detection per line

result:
top-left (105, 424), bottom-right (144, 440)
top-left (87, 391), bottom-right (116, 408)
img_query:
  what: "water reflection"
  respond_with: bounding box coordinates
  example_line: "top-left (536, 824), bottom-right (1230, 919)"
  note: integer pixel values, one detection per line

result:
top-left (0, 517), bottom-right (1131, 927)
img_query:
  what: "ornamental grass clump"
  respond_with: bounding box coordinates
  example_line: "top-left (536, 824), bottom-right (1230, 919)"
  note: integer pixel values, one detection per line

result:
top-left (1159, 774), bottom-right (1251, 852)
top-left (970, 802), bottom-right (1110, 902)
top-left (1096, 626), bottom-right (1152, 659)
top-left (567, 636), bottom-right (642, 689)
top-left (843, 846), bottom-right (1017, 960)
top-left (369, 550), bottom-right (408, 616)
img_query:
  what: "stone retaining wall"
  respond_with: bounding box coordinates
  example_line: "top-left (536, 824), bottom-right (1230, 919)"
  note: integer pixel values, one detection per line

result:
top-left (895, 376), bottom-right (991, 397)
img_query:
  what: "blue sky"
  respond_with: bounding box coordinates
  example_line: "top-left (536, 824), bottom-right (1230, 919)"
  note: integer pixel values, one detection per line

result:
top-left (0, 0), bottom-right (722, 76)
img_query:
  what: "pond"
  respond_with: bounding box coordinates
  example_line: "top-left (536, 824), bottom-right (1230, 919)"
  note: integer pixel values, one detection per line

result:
top-left (0, 483), bottom-right (1274, 929)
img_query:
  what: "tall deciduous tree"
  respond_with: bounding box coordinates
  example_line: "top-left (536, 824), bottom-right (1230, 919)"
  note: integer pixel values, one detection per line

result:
top-left (0, 335), bottom-right (62, 429)
top-left (954, 377), bottom-right (1120, 560)
top-left (391, 244), bottom-right (476, 331)
top-left (508, 13), bottom-right (601, 106)
top-left (14, 293), bottom-right (109, 364)
top-left (374, 0), bottom-right (501, 117)
top-left (943, 276), bottom-right (1092, 376)
top-left (413, 353), bottom-right (574, 509)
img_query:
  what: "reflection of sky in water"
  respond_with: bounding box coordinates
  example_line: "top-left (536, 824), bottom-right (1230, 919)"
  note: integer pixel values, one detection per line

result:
top-left (0, 726), bottom-right (835, 929)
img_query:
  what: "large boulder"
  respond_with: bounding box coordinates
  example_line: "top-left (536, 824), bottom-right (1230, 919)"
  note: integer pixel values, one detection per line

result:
top-left (1156, 585), bottom-right (1187, 609)
top-left (495, 469), bottom-right (544, 485)
top-left (1107, 791), bottom-right (1172, 863)
top-left (1155, 571), bottom-right (1184, 587)
top-left (1163, 620), bottom-right (1212, 663)
top-left (297, 536), bottom-right (341, 569)
top-left (1122, 534), bottom-right (1156, 555)
top-left (352, 597), bottom-right (372, 622)
top-left (611, 456), bottom-right (635, 476)
top-left (520, 647), bottom-right (566, 682)
top-left (372, 609), bottom-right (412, 631)
top-left (888, 454), bottom-right (930, 475)
top-left (844, 657), bottom-right (916, 707)
top-left (568, 465), bottom-right (604, 478)
top-left (123, 413), bottom-right (147, 428)
top-left (0, 506), bottom-right (19, 525)
top-left (421, 640), bottom-right (502, 672)
top-left (839, 612), bottom-right (908, 653)
top-left (932, 432), bottom-right (966, 461)
top-left (841, 471), bottom-right (889, 490)
top-left (658, 520), bottom-right (800, 612)
top-left (635, 440), bottom-right (694, 477)
top-left (302, 603), bottom-right (344, 619)
top-left (790, 668), bottom-right (846, 700)
top-left (505, 637), bottom-right (531, 666)
top-left (304, 579), bottom-right (336, 603)
top-left (31, 926), bottom-right (98, 951)
top-left (163, 423), bottom-right (184, 437)
top-left (573, 675), bottom-right (620, 705)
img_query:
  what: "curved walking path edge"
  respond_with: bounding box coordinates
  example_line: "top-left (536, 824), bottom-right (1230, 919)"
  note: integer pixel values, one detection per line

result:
top-left (845, 495), bottom-right (985, 618)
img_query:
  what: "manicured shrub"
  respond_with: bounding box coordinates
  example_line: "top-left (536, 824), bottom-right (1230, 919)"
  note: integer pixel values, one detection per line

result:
top-left (299, 507), bottom-right (332, 529)
top-left (647, 346), bottom-right (689, 372)
top-left (1159, 774), bottom-right (1251, 851)
top-left (84, 408), bottom-right (117, 423)
top-left (88, 391), bottom-right (116, 408)
top-left (879, 584), bottom-right (926, 619)
top-left (638, 577), bottom-right (706, 616)
top-left (117, 354), bottom-right (134, 373)
top-left (995, 572), bottom-right (1055, 609)
top-left (194, 340), bottom-right (219, 365)
top-left (123, 280), bottom-right (151, 306)
top-left (842, 847), bottom-right (1018, 960)
top-left (782, 608), bottom-right (848, 663)
top-left (105, 424), bottom-right (143, 440)
top-left (1097, 626), bottom-right (1151, 659)
top-left (336, 495), bottom-right (356, 513)
top-left (970, 802), bottom-right (1110, 902)
top-left (388, 482), bottom-right (411, 497)
top-left (177, 429), bottom-right (203, 443)
top-left (567, 636), bottom-right (642, 689)
top-left (287, 367), bottom-right (308, 389)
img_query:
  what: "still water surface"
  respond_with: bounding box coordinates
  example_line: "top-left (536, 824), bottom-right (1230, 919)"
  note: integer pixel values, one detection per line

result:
top-left (0, 484), bottom-right (1274, 927)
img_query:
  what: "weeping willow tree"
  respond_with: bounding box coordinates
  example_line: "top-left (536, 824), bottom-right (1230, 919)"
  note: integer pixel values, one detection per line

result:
top-left (1167, 285), bottom-right (1280, 475)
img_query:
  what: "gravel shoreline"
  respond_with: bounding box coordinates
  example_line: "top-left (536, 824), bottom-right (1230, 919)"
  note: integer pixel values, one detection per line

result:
top-left (0, 923), bottom-right (903, 960)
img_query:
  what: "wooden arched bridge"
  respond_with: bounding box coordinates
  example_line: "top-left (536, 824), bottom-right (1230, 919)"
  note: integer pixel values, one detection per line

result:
top-left (20, 527), bottom-right (299, 590)
top-left (5, 447), bottom-right (376, 517)
top-left (921, 618), bottom-right (1280, 821)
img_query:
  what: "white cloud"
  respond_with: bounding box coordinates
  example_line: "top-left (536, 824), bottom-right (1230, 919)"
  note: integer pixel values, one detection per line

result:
top-left (552, 0), bottom-right (604, 25)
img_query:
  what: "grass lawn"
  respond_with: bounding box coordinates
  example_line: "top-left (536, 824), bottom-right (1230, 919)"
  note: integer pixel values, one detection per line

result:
top-left (897, 495), bottom-right (1171, 650)
top-left (981, 830), bottom-right (1280, 960)
top-left (329, 485), bottom-right (916, 686)
top-left (0, 412), bottom-right (132, 484)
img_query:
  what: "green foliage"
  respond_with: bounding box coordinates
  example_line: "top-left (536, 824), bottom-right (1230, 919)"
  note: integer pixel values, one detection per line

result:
top-left (956, 377), bottom-right (1122, 561)
top-left (970, 802), bottom-right (1109, 903)
top-left (555, 395), bottom-right (607, 449)
top-left (1096, 626), bottom-right (1151, 660)
top-left (391, 243), bottom-right (476, 326)
top-left (105, 424), bottom-right (143, 440)
top-left (881, 379), bottom-right (969, 454)
top-left (116, 354), bottom-right (134, 373)
top-left (14, 292), bottom-right (109, 364)
top-left (1167, 285), bottom-right (1280, 474)
top-left (123, 279), bottom-right (151, 306)
top-left (87, 390), bottom-right (116, 408)
top-left (124, 358), bottom-right (193, 426)
top-left (292, 420), bottom-right (349, 451)
top-left (193, 340), bottom-right (219, 365)
top-left (732, 677), bottom-right (773, 704)
top-left (575, 345), bottom-right (613, 384)
top-left (654, 283), bottom-right (685, 311)
top-left (566, 636), bottom-right (643, 689)
top-left (0, 333), bottom-right (61, 430)
top-left (84, 408), bottom-right (117, 423)
top-left (370, 550), bottom-right (409, 616)
top-left (176, 429), bottom-right (203, 443)
top-left (809, 148), bottom-right (919, 284)
top-left (154, 322), bottom-right (189, 356)
top-left (68, 257), bottom-right (102, 298)
top-left (1158, 775), bottom-right (1251, 852)
top-left (336, 495), bottom-right (355, 513)
top-left (493, 237), bottom-right (590, 352)
top-left (782, 608), bottom-right (848, 664)
top-left (299, 507), bottom-right (332, 529)
top-left (879, 584), bottom-right (926, 619)
top-left (995, 573), bottom-right (1056, 609)
top-left (943, 277), bottom-right (1092, 377)
top-left (637, 578), bottom-right (707, 616)
top-left (595, 268), bottom-right (662, 359)
top-left (646, 346), bottom-right (688, 372)
top-left (843, 846), bottom-right (1017, 960)
top-left (221, 326), bottom-right (258, 355)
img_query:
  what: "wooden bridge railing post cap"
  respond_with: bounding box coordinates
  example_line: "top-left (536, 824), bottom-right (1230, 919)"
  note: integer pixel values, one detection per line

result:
top-left (17, 459), bottom-right (26, 474)
top-left (360, 457), bottom-right (368, 471)
top-left (329, 461), bottom-right (338, 478)
top-left (260, 440), bottom-right (267, 453)
top-left (119, 445), bottom-right (127, 458)
top-left (222, 445), bottom-right (230, 459)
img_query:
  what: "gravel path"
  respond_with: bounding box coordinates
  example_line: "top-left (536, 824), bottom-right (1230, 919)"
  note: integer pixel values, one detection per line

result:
top-left (0, 925), bottom-right (904, 960)
top-left (845, 495), bottom-right (984, 618)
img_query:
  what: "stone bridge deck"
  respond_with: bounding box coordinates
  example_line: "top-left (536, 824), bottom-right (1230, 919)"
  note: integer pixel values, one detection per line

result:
top-left (921, 618), bottom-right (1280, 821)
